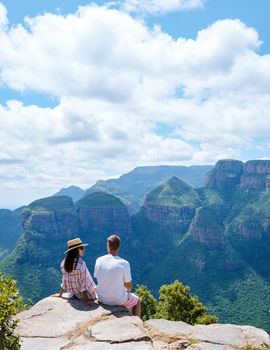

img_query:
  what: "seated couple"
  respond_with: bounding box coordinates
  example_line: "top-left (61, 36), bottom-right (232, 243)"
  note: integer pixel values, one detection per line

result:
top-left (56, 234), bottom-right (141, 317)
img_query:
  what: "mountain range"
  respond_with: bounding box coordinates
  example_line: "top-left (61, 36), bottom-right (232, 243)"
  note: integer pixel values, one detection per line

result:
top-left (0, 160), bottom-right (269, 333)
top-left (54, 165), bottom-right (213, 213)
top-left (0, 165), bottom-right (211, 260)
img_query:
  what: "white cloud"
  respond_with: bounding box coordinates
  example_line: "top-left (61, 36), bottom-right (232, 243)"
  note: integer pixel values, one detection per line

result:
top-left (0, 96), bottom-right (198, 207)
top-left (0, 2), bottom-right (8, 27)
top-left (120, 0), bottom-right (204, 15)
top-left (0, 3), bottom-right (270, 206)
top-left (0, 10), bottom-right (263, 101)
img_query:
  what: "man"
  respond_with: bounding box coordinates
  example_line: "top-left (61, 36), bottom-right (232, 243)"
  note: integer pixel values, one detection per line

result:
top-left (94, 234), bottom-right (141, 317)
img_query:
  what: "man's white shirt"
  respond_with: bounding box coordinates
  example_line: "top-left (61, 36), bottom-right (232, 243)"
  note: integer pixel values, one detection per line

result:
top-left (94, 254), bottom-right (132, 305)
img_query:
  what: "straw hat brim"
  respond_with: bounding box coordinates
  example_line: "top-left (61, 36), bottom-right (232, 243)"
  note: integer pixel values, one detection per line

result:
top-left (64, 243), bottom-right (89, 253)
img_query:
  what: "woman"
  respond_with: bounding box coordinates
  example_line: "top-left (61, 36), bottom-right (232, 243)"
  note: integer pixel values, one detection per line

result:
top-left (57, 237), bottom-right (96, 304)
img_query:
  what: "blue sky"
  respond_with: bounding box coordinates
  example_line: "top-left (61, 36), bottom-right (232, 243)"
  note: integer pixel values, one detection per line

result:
top-left (0, 0), bottom-right (270, 208)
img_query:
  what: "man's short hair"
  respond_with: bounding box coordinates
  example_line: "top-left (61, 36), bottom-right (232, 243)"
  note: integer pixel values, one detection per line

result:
top-left (107, 234), bottom-right (121, 251)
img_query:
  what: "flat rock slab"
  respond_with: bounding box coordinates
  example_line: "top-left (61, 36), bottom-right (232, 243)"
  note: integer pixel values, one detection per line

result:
top-left (152, 341), bottom-right (169, 349)
top-left (20, 337), bottom-right (68, 350)
top-left (145, 319), bottom-right (270, 348)
top-left (145, 319), bottom-right (194, 342)
top-left (16, 295), bottom-right (130, 338)
top-left (193, 324), bottom-right (270, 348)
top-left (192, 324), bottom-right (247, 347)
top-left (89, 317), bottom-right (151, 343)
top-left (71, 342), bottom-right (154, 349)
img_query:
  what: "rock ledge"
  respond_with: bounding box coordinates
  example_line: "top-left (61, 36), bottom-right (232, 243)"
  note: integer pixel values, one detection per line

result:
top-left (16, 296), bottom-right (270, 350)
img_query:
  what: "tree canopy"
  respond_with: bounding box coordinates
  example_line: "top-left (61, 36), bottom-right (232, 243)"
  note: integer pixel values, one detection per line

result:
top-left (136, 280), bottom-right (217, 324)
top-left (0, 273), bottom-right (25, 350)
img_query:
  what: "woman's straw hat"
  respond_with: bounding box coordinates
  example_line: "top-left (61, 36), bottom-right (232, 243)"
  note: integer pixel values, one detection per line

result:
top-left (65, 237), bottom-right (88, 253)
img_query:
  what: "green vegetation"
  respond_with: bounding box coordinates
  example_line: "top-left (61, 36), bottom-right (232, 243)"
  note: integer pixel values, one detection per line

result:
top-left (135, 285), bottom-right (157, 321)
top-left (28, 196), bottom-right (74, 212)
top-left (0, 209), bottom-right (23, 261)
top-left (0, 257), bottom-right (61, 303)
top-left (146, 177), bottom-right (201, 207)
top-left (193, 207), bottom-right (223, 230)
top-left (244, 346), bottom-right (269, 350)
top-left (86, 181), bottom-right (135, 209)
top-left (198, 188), bottom-right (225, 207)
top-left (135, 281), bottom-right (217, 324)
top-left (76, 192), bottom-right (125, 208)
top-left (0, 234), bottom-right (62, 302)
top-left (0, 274), bottom-right (25, 350)
top-left (86, 165), bottom-right (211, 203)
top-left (143, 231), bottom-right (270, 332)
top-left (157, 280), bottom-right (217, 324)
top-left (1, 165), bottom-right (270, 335)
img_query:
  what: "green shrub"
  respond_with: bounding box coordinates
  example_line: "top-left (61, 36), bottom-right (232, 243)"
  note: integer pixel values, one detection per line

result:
top-left (135, 285), bottom-right (157, 321)
top-left (136, 280), bottom-right (218, 325)
top-left (156, 280), bottom-right (217, 324)
top-left (0, 273), bottom-right (25, 350)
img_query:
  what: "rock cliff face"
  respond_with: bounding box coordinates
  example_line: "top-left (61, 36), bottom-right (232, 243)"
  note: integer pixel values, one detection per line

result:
top-left (76, 193), bottom-right (130, 239)
top-left (144, 177), bottom-right (199, 232)
top-left (77, 207), bottom-right (130, 236)
top-left (16, 296), bottom-right (270, 350)
top-left (205, 160), bottom-right (244, 191)
top-left (144, 203), bottom-right (195, 233)
top-left (15, 193), bottom-right (130, 265)
top-left (189, 207), bottom-right (224, 246)
top-left (240, 160), bottom-right (270, 191)
top-left (75, 193), bottom-right (131, 251)
top-left (23, 209), bottom-right (79, 242)
top-left (236, 221), bottom-right (263, 240)
top-left (20, 197), bottom-right (78, 264)
top-left (206, 159), bottom-right (270, 192)
top-left (188, 207), bottom-right (244, 272)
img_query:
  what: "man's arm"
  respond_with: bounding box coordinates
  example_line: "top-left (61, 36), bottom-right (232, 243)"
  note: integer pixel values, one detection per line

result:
top-left (123, 261), bottom-right (132, 292)
top-left (125, 281), bottom-right (132, 292)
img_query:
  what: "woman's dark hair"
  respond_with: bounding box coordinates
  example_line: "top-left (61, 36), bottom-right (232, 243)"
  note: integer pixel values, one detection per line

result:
top-left (64, 248), bottom-right (80, 273)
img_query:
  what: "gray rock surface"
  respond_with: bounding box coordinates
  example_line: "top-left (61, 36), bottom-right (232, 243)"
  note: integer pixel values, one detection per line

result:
top-left (89, 317), bottom-right (150, 343)
top-left (186, 343), bottom-right (234, 350)
top-left (16, 296), bottom-right (270, 350)
top-left (146, 319), bottom-right (270, 348)
top-left (72, 342), bottom-right (154, 350)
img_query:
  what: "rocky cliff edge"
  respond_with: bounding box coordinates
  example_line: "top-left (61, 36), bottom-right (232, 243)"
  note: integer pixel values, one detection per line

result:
top-left (16, 296), bottom-right (270, 350)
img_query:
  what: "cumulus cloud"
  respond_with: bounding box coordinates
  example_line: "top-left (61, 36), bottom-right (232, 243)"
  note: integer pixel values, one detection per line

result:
top-left (120, 0), bottom-right (204, 15)
top-left (0, 2), bottom-right (270, 206)
top-left (0, 8), bottom-right (263, 101)
top-left (0, 2), bottom-right (8, 27)
top-left (0, 97), bottom-right (197, 201)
